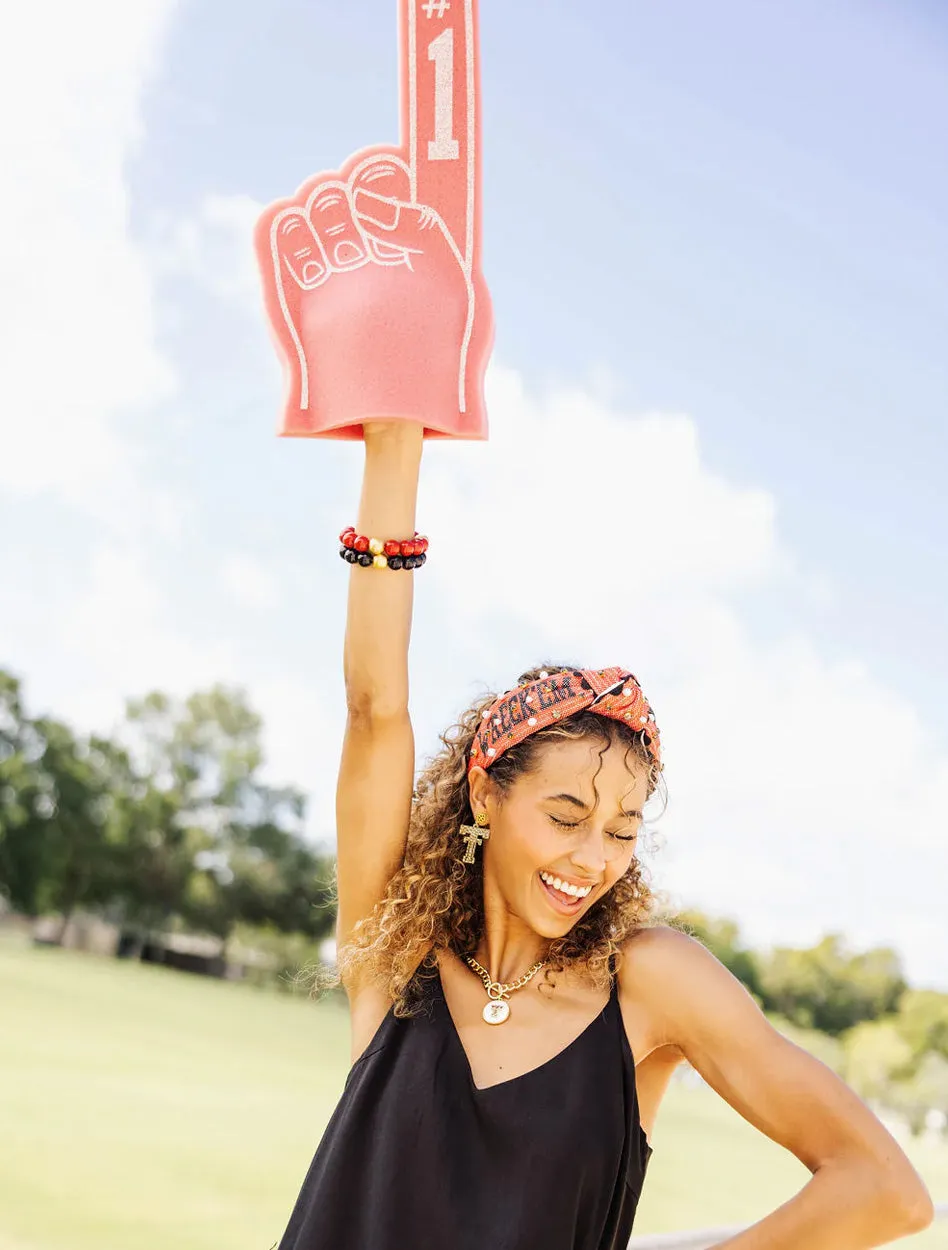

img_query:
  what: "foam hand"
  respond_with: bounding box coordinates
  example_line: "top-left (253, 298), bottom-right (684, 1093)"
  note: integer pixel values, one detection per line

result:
top-left (255, 0), bottom-right (493, 440)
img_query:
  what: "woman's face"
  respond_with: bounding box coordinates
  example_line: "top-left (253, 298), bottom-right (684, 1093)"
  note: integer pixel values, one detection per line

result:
top-left (471, 737), bottom-right (651, 939)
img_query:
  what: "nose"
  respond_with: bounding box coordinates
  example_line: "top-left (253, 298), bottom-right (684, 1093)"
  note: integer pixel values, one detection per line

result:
top-left (570, 826), bottom-right (607, 877)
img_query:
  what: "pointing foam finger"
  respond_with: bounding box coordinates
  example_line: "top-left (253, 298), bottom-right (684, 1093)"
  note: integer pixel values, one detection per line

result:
top-left (401, 0), bottom-right (479, 269)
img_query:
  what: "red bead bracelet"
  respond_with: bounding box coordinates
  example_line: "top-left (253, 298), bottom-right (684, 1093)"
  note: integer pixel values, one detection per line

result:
top-left (339, 527), bottom-right (429, 559)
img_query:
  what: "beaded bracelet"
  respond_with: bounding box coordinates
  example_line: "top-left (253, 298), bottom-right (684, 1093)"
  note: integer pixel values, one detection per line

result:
top-left (339, 527), bottom-right (429, 571)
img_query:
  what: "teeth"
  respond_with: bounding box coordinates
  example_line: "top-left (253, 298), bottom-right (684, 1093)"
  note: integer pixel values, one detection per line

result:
top-left (540, 871), bottom-right (591, 899)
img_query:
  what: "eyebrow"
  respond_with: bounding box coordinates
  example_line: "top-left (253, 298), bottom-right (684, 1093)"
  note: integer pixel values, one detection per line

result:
top-left (545, 793), bottom-right (643, 820)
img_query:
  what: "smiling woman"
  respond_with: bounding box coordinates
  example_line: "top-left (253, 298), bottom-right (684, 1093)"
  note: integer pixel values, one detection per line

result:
top-left (334, 670), bottom-right (664, 1020)
top-left (272, 374), bottom-right (935, 1250)
top-left (265, 0), bottom-right (934, 1236)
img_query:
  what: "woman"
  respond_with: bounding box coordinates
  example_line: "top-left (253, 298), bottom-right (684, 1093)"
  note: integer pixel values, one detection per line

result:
top-left (277, 420), bottom-right (934, 1250)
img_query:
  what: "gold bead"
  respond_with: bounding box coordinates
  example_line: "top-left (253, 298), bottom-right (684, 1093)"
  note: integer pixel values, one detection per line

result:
top-left (369, 538), bottom-right (384, 556)
top-left (373, 554), bottom-right (388, 569)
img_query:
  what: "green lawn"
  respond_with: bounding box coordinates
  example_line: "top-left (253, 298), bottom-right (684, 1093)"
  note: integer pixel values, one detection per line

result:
top-left (1, 937), bottom-right (946, 1250)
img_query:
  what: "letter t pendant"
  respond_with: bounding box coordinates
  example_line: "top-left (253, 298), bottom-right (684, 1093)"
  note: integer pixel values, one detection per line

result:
top-left (459, 822), bottom-right (490, 864)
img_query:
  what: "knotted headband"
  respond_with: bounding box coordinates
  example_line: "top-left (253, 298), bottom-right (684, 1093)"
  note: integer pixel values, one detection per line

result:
top-left (468, 667), bottom-right (662, 775)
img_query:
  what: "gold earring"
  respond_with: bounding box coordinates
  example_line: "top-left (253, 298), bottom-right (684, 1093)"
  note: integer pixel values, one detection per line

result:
top-left (459, 810), bottom-right (490, 864)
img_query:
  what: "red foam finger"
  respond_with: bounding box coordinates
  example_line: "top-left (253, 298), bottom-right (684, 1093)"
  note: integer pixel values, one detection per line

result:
top-left (253, 1), bottom-right (493, 441)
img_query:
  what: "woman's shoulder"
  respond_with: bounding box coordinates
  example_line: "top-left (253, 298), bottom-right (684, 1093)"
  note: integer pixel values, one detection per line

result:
top-left (619, 922), bottom-right (767, 1057)
top-left (616, 925), bottom-right (712, 1050)
top-left (619, 922), bottom-right (699, 970)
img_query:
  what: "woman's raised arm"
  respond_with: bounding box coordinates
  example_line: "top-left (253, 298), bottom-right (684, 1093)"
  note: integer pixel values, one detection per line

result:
top-left (335, 420), bottom-right (423, 969)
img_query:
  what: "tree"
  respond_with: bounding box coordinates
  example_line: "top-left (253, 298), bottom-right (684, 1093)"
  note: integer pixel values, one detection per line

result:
top-left (844, 1019), bottom-right (915, 1104)
top-left (98, 741), bottom-right (206, 937)
top-left (754, 935), bottom-right (906, 1035)
top-left (183, 808), bottom-right (336, 949)
top-left (30, 720), bottom-right (117, 936)
top-left (895, 990), bottom-right (948, 1063)
top-left (1, 672), bottom-right (335, 956)
top-left (0, 670), bottom-right (42, 911)
top-left (0, 699), bottom-right (117, 933)
top-left (119, 685), bottom-right (335, 947)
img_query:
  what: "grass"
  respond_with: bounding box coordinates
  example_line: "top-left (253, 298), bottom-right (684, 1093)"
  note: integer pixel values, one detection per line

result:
top-left (1, 935), bottom-right (946, 1250)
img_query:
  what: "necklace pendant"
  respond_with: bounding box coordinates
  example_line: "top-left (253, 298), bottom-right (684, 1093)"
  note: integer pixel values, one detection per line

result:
top-left (483, 1000), bottom-right (510, 1026)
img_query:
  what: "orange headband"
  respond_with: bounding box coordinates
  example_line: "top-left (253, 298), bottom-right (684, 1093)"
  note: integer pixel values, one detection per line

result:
top-left (468, 667), bottom-right (662, 775)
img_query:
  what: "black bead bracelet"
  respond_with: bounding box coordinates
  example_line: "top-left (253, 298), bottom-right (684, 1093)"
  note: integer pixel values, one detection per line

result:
top-left (339, 548), bottom-right (428, 571)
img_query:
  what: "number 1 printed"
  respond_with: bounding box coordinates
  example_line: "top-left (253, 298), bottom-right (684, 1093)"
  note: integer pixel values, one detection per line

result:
top-left (428, 28), bottom-right (459, 161)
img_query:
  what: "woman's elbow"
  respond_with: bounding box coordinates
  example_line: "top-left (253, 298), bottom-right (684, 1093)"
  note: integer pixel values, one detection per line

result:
top-left (880, 1170), bottom-right (935, 1237)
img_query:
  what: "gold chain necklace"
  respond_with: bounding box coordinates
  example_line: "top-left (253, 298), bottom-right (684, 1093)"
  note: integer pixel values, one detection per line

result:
top-left (464, 955), bottom-right (546, 1025)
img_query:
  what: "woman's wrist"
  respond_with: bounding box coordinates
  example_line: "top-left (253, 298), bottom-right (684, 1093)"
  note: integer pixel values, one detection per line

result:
top-left (357, 421), bottom-right (423, 540)
top-left (362, 419), bottom-right (425, 449)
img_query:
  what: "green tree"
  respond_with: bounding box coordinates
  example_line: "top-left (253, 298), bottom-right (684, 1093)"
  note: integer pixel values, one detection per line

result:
top-left (895, 990), bottom-right (948, 1063)
top-left (184, 811), bottom-right (335, 948)
top-left (0, 706), bottom-right (117, 934)
top-left (754, 935), bottom-right (906, 1035)
top-left (119, 685), bottom-right (335, 947)
top-left (0, 670), bottom-right (45, 912)
top-left (98, 742), bottom-right (205, 938)
top-left (844, 1019), bottom-right (915, 1103)
top-left (1, 674), bottom-right (336, 952)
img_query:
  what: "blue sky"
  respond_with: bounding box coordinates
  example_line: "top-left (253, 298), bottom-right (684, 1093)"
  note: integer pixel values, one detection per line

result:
top-left (1, 0), bottom-right (946, 985)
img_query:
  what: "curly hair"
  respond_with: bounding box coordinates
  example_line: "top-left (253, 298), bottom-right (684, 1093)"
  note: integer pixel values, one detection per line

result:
top-left (328, 664), bottom-right (666, 1016)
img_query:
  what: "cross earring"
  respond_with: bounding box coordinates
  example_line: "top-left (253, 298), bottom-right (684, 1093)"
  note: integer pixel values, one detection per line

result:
top-left (460, 811), bottom-right (490, 864)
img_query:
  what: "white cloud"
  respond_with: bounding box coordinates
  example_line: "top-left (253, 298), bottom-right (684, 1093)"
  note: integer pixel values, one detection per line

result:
top-left (62, 544), bottom-right (243, 729)
top-left (420, 366), bottom-right (789, 673)
top-left (415, 367), bottom-right (948, 986)
top-left (151, 192), bottom-right (264, 305)
top-left (219, 554), bottom-right (282, 612)
top-left (0, 0), bottom-right (179, 522)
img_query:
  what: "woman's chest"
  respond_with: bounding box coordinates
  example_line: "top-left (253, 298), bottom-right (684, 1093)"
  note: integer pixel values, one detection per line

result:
top-left (437, 955), bottom-right (623, 1090)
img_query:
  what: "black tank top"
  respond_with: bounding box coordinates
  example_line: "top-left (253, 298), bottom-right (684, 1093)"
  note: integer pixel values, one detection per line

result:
top-left (276, 962), bottom-right (652, 1250)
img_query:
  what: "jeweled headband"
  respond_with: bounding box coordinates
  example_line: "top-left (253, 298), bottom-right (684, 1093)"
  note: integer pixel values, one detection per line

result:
top-left (468, 667), bottom-right (662, 775)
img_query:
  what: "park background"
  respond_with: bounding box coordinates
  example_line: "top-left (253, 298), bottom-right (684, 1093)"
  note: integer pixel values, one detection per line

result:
top-left (1, 0), bottom-right (946, 1246)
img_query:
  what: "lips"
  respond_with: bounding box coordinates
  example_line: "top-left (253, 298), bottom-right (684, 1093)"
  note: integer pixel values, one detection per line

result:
top-left (537, 872), bottom-right (589, 915)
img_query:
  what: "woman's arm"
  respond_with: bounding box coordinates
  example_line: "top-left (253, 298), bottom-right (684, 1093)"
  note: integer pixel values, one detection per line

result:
top-left (335, 421), bottom-right (423, 962)
top-left (623, 927), bottom-right (934, 1248)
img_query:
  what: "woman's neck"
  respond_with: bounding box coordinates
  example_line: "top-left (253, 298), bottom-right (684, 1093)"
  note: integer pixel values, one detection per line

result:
top-left (473, 904), bottom-right (549, 984)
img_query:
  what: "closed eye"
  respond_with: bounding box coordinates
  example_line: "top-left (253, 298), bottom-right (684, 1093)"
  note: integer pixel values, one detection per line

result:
top-left (549, 815), bottom-right (637, 842)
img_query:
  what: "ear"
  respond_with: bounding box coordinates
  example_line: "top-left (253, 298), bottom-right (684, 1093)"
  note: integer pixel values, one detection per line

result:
top-left (467, 765), bottom-right (493, 819)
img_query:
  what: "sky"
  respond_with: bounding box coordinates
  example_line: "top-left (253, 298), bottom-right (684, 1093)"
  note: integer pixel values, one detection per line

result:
top-left (1, 0), bottom-right (946, 987)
